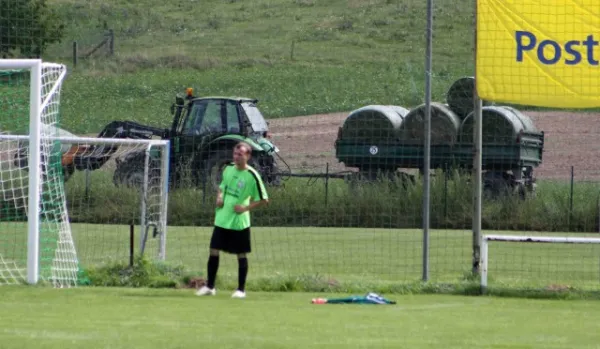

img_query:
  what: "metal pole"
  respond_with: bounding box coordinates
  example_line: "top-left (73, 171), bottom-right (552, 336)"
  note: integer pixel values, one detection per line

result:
top-left (472, 0), bottom-right (483, 276)
top-left (130, 223), bottom-right (135, 267)
top-left (325, 162), bottom-right (329, 207)
top-left (422, 0), bottom-right (433, 282)
top-left (569, 166), bottom-right (574, 230)
top-left (27, 59), bottom-right (42, 285)
top-left (139, 144), bottom-right (151, 252)
top-left (472, 94), bottom-right (483, 275)
top-left (158, 142), bottom-right (170, 260)
top-left (480, 236), bottom-right (488, 294)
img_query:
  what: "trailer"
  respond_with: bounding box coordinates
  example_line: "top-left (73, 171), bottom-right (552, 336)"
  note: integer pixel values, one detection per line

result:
top-left (334, 78), bottom-right (544, 199)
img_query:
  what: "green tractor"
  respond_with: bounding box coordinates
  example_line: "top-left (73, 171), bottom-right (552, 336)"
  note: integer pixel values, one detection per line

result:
top-left (11, 89), bottom-right (282, 191)
top-left (97, 88), bottom-right (282, 190)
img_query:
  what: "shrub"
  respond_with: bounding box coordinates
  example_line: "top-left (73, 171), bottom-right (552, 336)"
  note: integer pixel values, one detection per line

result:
top-left (64, 169), bottom-right (600, 233)
top-left (84, 255), bottom-right (192, 288)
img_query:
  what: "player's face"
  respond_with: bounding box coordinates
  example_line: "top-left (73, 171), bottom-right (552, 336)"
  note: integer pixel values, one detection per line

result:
top-left (233, 144), bottom-right (249, 165)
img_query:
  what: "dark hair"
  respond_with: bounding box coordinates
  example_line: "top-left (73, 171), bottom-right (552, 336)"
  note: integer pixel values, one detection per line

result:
top-left (236, 142), bottom-right (252, 156)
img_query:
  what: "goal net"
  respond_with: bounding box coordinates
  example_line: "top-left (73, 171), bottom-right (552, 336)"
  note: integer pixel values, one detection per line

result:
top-left (0, 59), bottom-right (170, 287)
top-left (480, 234), bottom-right (600, 292)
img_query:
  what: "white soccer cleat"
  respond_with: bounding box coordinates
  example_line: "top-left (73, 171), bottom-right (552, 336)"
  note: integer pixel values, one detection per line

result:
top-left (231, 290), bottom-right (246, 298)
top-left (195, 286), bottom-right (216, 296)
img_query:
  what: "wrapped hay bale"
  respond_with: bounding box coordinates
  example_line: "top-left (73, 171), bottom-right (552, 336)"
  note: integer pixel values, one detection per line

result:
top-left (340, 105), bottom-right (407, 142)
top-left (386, 105), bottom-right (410, 118)
top-left (399, 102), bottom-right (461, 145)
top-left (459, 106), bottom-right (539, 144)
top-left (446, 76), bottom-right (493, 118)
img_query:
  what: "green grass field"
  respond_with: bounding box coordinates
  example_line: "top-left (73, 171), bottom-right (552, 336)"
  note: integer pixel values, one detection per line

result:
top-left (1, 286), bottom-right (600, 349)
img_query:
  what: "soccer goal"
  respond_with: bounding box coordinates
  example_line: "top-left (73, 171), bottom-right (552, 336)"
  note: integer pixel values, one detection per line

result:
top-left (0, 59), bottom-right (170, 287)
top-left (480, 234), bottom-right (600, 292)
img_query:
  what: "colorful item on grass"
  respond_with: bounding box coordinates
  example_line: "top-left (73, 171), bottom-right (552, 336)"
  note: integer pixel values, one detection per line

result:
top-left (311, 292), bottom-right (396, 304)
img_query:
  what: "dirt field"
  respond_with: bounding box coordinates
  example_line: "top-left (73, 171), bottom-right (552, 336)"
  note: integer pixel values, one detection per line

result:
top-left (3, 110), bottom-right (598, 183)
top-left (269, 110), bottom-right (600, 181)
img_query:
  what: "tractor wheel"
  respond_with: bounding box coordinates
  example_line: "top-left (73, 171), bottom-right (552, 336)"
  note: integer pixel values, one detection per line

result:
top-left (114, 166), bottom-right (145, 188)
top-left (203, 149), bottom-right (268, 191)
top-left (203, 149), bottom-right (234, 191)
top-left (113, 160), bottom-right (144, 188)
top-left (62, 164), bottom-right (75, 183)
top-left (113, 151), bottom-right (160, 189)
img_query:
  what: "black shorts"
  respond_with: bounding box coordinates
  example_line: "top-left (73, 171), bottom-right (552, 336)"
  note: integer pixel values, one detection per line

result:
top-left (209, 226), bottom-right (251, 254)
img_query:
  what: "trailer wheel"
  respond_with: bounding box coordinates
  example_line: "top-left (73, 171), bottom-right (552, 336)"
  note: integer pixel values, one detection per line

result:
top-left (357, 167), bottom-right (397, 182)
top-left (483, 171), bottom-right (515, 200)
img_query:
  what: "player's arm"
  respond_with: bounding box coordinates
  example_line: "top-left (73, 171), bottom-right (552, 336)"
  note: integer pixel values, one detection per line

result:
top-left (248, 175), bottom-right (269, 209)
top-left (248, 197), bottom-right (269, 209)
top-left (235, 171), bottom-right (269, 213)
top-left (216, 167), bottom-right (228, 208)
top-left (234, 197), bottom-right (267, 213)
top-left (216, 187), bottom-right (224, 207)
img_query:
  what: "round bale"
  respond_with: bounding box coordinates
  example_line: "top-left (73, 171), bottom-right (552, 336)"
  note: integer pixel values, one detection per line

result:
top-left (459, 106), bottom-right (539, 144)
top-left (399, 102), bottom-right (462, 145)
top-left (386, 105), bottom-right (410, 119)
top-left (446, 76), bottom-right (493, 118)
top-left (340, 105), bottom-right (406, 142)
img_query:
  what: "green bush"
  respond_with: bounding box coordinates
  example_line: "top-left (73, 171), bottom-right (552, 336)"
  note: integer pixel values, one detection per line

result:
top-left (85, 256), bottom-right (191, 288)
top-left (64, 169), bottom-right (600, 232)
top-left (80, 258), bottom-right (600, 300)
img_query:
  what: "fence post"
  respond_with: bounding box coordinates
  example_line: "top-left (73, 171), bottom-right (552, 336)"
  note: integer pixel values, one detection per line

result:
top-left (421, 0), bottom-right (433, 283)
top-left (471, 0), bottom-right (483, 277)
top-left (569, 166), bottom-right (574, 230)
top-left (108, 29), bottom-right (115, 56)
top-left (72, 41), bottom-right (78, 67)
top-left (472, 93), bottom-right (483, 276)
top-left (290, 40), bottom-right (295, 61)
top-left (597, 191), bottom-right (600, 234)
top-left (130, 223), bottom-right (135, 267)
top-left (443, 163), bottom-right (448, 219)
top-left (325, 162), bottom-right (329, 207)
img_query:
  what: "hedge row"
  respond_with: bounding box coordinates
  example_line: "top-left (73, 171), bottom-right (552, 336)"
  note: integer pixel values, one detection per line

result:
top-left (57, 170), bottom-right (600, 233)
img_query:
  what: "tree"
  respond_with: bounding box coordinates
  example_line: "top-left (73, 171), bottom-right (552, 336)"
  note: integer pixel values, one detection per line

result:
top-left (0, 0), bottom-right (65, 58)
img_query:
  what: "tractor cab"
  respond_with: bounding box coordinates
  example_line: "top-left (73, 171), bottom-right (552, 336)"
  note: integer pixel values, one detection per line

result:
top-left (170, 90), bottom-right (275, 149)
top-left (240, 100), bottom-right (270, 138)
top-left (179, 97), bottom-right (238, 136)
top-left (167, 89), bottom-right (280, 187)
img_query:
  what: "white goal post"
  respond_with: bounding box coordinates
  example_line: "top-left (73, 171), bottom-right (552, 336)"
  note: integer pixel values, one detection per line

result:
top-left (480, 234), bottom-right (600, 290)
top-left (0, 59), bottom-right (171, 287)
top-left (1, 59), bottom-right (44, 285)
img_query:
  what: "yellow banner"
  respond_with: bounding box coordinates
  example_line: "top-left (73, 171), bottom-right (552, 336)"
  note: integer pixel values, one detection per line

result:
top-left (476, 0), bottom-right (600, 108)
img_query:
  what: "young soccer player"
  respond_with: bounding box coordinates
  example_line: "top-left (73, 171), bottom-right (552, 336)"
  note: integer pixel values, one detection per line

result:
top-left (195, 142), bottom-right (269, 298)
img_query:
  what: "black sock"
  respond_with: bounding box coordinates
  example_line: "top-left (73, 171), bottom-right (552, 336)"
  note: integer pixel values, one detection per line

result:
top-left (207, 255), bottom-right (219, 289)
top-left (238, 257), bottom-right (248, 292)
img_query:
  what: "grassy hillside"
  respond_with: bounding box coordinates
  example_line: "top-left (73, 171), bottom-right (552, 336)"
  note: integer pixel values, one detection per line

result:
top-left (37, 0), bottom-right (476, 134)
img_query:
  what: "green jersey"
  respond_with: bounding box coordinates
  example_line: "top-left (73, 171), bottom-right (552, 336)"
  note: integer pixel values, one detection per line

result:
top-left (214, 163), bottom-right (269, 230)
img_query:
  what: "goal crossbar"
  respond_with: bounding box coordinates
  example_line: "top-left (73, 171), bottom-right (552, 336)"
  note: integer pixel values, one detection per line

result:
top-left (480, 234), bottom-right (600, 290)
top-left (1, 135), bottom-right (170, 146)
